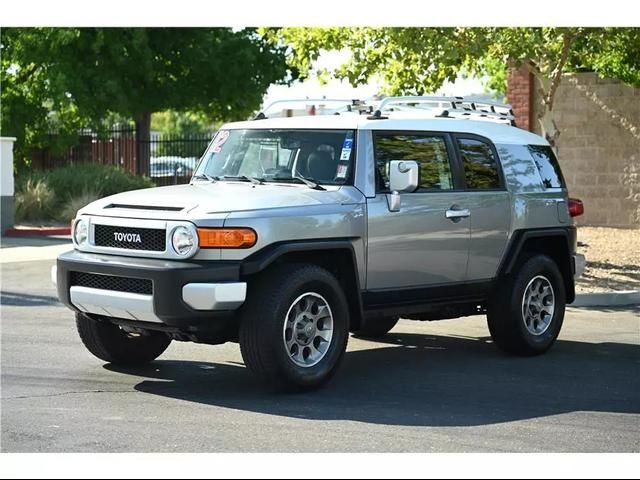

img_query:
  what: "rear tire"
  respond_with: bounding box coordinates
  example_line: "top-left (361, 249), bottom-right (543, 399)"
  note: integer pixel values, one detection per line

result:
top-left (353, 316), bottom-right (399, 338)
top-left (239, 264), bottom-right (350, 392)
top-left (487, 254), bottom-right (566, 356)
top-left (76, 313), bottom-right (172, 365)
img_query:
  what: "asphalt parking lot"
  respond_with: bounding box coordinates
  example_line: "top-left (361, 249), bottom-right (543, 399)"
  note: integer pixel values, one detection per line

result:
top-left (1, 239), bottom-right (639, 452)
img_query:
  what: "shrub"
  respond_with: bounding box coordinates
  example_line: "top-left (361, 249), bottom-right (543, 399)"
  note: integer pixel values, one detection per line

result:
top-left (15, 165), bottom-right (154, 223)
top-left (19, 165), bottom-right (154, 200)
top-left (15, 179), bottom-right (56, 222)
top-left (58, 190), bottom-right (104, 223)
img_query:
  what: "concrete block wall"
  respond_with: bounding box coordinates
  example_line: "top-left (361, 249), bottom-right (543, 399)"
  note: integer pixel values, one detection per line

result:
top-left (549, 74), bottom-right (639, 228)
top-left (508, 71), bottom-right (640, 228)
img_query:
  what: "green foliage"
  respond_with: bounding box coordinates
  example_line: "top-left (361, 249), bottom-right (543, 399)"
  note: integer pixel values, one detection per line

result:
top-left (262, 27), bottom-right (491, 95)
top-left (570, 28), bottom-right (640, 87)
top-left (15, 179), bottom-right (56, 222)
top-left (58, 189), bottom-right (103, 223)
top-left (18, 164), bottom-right (153, 200)
top-left (151, 111), bottom-right (215, 157)
top-left (468, 57), bottom-right (508, 99)
top-left (151, 111), bottom-right (216, 137)
top-left (1, 28), bottom-right (290, 171)
top-left (263, 27), bottom-right (639, 95)
top-left (264, 27), bottom-right (639, 145)
top-left (16, 165), bottom-right (153, 222)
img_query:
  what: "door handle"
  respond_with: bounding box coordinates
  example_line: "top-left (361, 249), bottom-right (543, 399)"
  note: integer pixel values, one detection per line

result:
top-left (445, 208), bottom-right (471, 220)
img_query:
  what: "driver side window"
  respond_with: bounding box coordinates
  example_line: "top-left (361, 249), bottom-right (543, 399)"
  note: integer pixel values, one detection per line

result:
top-left (374, 133), bottom-right (455, 192)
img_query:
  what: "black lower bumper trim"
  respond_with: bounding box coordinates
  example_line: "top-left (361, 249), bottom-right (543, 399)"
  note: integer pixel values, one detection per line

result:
top-left (57, 250), bottom-right (241, 328)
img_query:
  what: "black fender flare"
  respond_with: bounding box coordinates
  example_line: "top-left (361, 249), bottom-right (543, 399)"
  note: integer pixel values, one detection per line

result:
top-left (497, 227), bottom-right (577, 303)
top-left (240, 238), bottom-right (365, 328)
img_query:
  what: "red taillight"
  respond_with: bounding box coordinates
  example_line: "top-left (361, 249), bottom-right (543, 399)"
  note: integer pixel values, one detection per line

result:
top-left (569, 198), bottom-right (584, 217)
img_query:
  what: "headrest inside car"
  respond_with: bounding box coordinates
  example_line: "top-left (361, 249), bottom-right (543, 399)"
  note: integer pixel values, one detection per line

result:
top-left (306, 150), bottom-right (336, 181)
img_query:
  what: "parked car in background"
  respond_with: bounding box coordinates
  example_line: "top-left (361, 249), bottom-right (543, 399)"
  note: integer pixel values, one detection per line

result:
top-left (149, 156), bottom-right (198, 178)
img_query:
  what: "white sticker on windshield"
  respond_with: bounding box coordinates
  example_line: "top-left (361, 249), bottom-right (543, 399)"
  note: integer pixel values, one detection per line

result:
top-left (340, 148), bottom-right (352, 161)
top-left (336, 164), bottom-right (348, 179)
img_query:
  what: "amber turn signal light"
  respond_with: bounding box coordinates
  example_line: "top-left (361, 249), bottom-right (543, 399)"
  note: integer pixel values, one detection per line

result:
top-left (197, 228), bottom-right (257, 249)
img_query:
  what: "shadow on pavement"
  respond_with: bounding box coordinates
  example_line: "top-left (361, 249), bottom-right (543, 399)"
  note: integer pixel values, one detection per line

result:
top-left (569, 305), bottom-right (640, 314)
top-left (1, 236), bottom-right (71, 249)
top-left (1, 290), bottom-right (60, 306)
top-left (105, 332), bottom-right (640, 427)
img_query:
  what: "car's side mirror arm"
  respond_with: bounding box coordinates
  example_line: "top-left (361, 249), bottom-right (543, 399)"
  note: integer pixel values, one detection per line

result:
top-left (386, 160), bottom-right (419, 212)
top-left (387, 191), bottom-right (402, 212)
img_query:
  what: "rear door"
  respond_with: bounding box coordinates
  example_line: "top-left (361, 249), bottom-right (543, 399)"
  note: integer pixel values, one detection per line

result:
top-left (366, 131), bottom-right (470, 290)
top-left (452, 134), bottom-right (511, 281)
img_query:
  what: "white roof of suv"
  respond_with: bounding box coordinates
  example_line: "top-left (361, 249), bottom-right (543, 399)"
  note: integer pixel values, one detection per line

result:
top-left (223, 114), bottom-right (549, 146)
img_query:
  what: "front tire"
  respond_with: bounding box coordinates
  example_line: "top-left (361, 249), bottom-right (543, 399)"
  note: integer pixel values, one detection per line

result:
top-left (76, 313), bottom-right (172, 365)
top-left (487, 254), bottom-right (566, 356)
top-left (239, 264), bottom-right (350, 392)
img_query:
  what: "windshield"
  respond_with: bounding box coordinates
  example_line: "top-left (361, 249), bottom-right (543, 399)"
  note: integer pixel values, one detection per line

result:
top-left (194, 129), bottom-right (356, 186)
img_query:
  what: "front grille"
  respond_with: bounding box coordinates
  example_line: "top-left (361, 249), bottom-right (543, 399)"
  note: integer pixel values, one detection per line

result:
top-left (94, 224), bottom-right (165, 251)
top-left (71, 272), bottom-right (153, 295)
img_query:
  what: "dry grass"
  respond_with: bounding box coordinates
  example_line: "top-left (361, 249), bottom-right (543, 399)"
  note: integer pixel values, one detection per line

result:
top-left (576, 227), bottom-right (640, 293)
top-left (15, 179), bottom-right (55, 222)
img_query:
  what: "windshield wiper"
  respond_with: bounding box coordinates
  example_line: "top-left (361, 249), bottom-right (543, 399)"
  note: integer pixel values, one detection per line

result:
top-left (219, 175), bottom-right (264, 185)
top-left (263, 174), bottom-right (326, 191)
top-left (192, 173), bottom-right (218, 183)
top-left (292, 174), bottom-right (326, 191)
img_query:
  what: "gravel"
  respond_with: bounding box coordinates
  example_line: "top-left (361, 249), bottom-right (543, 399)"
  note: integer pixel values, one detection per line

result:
top-left (576, 227), bottom-right (640, 293)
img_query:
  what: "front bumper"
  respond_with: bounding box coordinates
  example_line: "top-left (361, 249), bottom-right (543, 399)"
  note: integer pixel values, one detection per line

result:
top-left (55, 250), bottom-right (245, 329)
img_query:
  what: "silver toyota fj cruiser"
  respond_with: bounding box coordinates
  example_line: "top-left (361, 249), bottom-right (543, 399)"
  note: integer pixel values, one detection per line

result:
top-left (54, 96), bottom-right (586, 391)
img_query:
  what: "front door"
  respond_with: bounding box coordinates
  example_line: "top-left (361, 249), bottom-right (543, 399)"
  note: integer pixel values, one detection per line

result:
top-left (366, 132), bottom-right (470, 290)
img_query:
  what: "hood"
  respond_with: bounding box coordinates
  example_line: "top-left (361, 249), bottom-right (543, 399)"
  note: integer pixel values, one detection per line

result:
top-left (79, 182), bottom-right (363, 220)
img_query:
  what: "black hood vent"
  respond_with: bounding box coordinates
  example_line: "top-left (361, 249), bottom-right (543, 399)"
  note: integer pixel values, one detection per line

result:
top-left (105, 203), bottom-right (184, 212)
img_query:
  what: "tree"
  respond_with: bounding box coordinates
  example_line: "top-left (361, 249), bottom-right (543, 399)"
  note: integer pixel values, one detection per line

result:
top-left (151, 111), bottom-right (216, 157)
top-left (263, 27), bottom-right (640, 148)
top-left (1, 28), bottom-right (290, 171)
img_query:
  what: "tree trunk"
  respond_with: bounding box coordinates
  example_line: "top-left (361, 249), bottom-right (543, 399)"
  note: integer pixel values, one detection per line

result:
top-left (525, 30), bottom-right (578, 155)
top-left (135, 111), bottom-right (152, 176)
top-left (537, 105), bottom-right (561, 153)
top-left (529, 71), bottom-right (561, 153)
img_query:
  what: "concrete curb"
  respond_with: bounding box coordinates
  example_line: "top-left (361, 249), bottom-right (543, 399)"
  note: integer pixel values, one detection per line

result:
top-left (573, 291), bottom-right (640, 308)
top-left (4, 226), bottom-right (71, 237)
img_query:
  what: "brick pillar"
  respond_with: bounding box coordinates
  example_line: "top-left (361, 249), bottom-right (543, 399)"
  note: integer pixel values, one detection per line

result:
top-left (507, 66), bottom-right (534, 131)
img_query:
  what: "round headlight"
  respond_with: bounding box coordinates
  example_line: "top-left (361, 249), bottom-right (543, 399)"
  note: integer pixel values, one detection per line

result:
top-left (172, 226), bottom-right (196, 256)
top-left (73, 218), bottom-right (88, 245)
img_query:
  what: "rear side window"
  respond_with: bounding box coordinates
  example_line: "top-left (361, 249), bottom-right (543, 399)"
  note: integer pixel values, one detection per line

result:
top-left (457, 138), bottom-right (502, 189)
top-left (528, 145), bottom-right (565, 189)
top-left (374, 133), bottom-right (455, 191)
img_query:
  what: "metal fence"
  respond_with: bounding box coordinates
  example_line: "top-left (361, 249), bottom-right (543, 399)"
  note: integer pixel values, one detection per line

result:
top-left (31, 128), bottom-right (213, 186)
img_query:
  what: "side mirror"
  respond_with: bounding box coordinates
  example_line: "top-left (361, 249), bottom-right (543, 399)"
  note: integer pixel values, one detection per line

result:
top-left (389, 160), bottom-right (419, 193)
